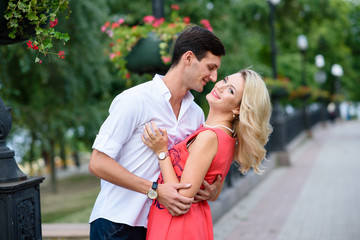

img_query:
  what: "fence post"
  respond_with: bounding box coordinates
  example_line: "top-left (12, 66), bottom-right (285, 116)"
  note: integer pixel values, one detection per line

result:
top-left (270, 102), bottom-right (291, 166)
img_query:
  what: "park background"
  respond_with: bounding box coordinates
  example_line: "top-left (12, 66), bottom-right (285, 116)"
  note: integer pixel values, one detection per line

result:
top-left (1, 0), bottom-right (360, 226)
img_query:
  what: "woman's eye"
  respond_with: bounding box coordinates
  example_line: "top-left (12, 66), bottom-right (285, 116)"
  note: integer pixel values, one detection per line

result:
top-left (229, 88), bottom-right (234, 94)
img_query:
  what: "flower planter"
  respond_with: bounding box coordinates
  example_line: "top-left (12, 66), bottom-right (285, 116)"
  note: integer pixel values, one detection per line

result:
top-left (0, 0), bottom-right (36, 45)
top-left (270, 88), bottom-right (289, 101)
top-left (126, 32), bottom-right (171, 74)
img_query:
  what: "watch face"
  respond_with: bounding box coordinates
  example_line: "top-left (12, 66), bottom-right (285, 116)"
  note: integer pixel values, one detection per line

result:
top-left (158, 152), bottom-right (166, 160)
top-left (147, 189), bottom-right (158, 200)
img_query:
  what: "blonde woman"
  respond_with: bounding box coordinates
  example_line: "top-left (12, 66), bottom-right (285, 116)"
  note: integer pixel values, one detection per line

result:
top-left (142, 69), bottom-right (273, 240)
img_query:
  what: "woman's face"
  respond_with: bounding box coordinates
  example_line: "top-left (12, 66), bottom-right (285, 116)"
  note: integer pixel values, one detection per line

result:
top-left (206, 72), bottom-right (245, 114)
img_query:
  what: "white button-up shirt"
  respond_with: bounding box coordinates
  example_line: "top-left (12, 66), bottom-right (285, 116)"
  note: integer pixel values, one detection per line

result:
top-left (89, 74), bottom-right (205, 227)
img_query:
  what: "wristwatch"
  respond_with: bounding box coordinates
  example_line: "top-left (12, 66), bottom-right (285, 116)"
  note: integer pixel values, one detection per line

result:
top-left (158, 151), bottom-right (169, 160)
top-left (147, 182), bottom-right (158, 200)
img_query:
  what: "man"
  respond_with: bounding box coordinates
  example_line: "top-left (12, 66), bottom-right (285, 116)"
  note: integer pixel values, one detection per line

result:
top-left (89, 26), bottom-right (226, 239)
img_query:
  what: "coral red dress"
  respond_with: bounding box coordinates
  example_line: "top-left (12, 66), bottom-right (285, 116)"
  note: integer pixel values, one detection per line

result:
top-left (146, 126), bottom-right (236, 240)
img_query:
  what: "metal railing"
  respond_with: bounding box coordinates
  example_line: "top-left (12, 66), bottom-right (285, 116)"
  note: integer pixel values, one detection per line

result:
top-left (224, 103), bottom-right (326, 189)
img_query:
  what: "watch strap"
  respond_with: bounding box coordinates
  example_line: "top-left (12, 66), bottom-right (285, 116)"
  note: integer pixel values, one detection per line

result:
top-left (152, 182), bottom-right (158, 190)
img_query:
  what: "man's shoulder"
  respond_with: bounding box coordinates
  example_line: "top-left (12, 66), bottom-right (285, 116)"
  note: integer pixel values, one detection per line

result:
top-left (123, 80), bottom-right (154, 94)
top-left (115, 80), bottom-right (155, 101)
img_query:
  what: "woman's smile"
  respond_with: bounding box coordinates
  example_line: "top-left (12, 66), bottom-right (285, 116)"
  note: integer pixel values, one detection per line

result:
top-left (211, 89), bottom-right (220, 99)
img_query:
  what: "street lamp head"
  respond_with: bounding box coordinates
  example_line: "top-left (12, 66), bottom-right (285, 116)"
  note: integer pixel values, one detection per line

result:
top-left (331, 64), bottom-right (343, 77)
top-left (297, 34), bottom-right (308, 51)
top-left (268, 0), bottom-right (281, 5)
top-left (315, 54), bottom-right (325, 68)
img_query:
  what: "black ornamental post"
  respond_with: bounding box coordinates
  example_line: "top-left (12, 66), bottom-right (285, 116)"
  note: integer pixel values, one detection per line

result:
top-left (0, 98), bottom-right (44, 240)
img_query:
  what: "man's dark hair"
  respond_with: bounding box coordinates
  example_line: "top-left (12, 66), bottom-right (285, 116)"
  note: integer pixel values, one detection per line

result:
top-left (171, 25), bottom-right (225, 67)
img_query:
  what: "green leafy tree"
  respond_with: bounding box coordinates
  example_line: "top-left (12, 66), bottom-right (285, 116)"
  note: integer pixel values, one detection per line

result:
top-left (0, 0), bottom-right (115, 193)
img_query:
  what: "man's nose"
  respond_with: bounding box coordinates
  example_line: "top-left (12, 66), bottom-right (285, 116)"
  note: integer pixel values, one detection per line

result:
top-left (210, 71), bottom-right (217, 82)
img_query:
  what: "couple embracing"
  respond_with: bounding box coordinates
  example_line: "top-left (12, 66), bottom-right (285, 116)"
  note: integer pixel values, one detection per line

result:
top-left (89, 26), bottom-right (272, 240)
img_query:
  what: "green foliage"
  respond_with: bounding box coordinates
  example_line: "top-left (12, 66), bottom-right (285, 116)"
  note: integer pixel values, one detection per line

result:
top-left (4, 0), bottom-right (70, 59)
top-left (1, 0), bottom-right (360, 185)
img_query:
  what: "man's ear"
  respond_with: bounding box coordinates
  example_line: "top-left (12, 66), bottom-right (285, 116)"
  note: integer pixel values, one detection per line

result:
top-left (183, 51), bottom-right (194, 65)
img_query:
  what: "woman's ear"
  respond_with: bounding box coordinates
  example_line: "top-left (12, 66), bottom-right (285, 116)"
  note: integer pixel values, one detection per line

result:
top-left (232, 107), bottom-right (240, 116)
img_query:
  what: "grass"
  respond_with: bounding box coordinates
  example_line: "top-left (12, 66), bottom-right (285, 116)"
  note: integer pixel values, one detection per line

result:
top-left (40, 174), bottom-right (100, 223)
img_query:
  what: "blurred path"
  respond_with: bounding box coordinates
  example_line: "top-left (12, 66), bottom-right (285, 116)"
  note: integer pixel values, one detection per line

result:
top-left (214, 120), bottom-right (360, 240)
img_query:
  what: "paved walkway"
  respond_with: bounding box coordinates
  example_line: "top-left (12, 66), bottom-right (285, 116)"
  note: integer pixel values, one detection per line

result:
top-left (214, 120), bottom-right (360, 240)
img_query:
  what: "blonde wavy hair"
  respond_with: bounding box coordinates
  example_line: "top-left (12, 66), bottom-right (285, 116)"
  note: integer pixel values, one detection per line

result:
top-left (233, 69), bottom-right (273, 175)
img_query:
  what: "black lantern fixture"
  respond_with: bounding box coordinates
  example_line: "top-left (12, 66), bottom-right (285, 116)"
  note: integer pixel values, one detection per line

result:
top-left (0, 98), bottom-right (44, 240)
top-left (314, 54), bottom-right (328, 124)
top-left (297, 34), bottom-right (312, 138)
top-left (297, 34), bottom-right (308, 86)
top-left (331, 63), bottom-right (344, 119)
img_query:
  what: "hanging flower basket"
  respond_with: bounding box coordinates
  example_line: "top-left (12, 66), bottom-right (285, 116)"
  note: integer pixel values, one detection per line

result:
top-left (126, 32), bottom-right (170, 75)
top-left (264, 77), bottom-right (292, 102)
top-left (0, 0), bottom-right (35, 45)
top-left (102, 4), bottom-right (214, 79)
top-left (1, 0), bottom-right (70, 63)
top-left (270, 88), bottom-right (290, 101)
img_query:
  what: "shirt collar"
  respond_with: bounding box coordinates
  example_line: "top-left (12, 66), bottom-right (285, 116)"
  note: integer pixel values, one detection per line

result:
top-left (153, 74), bottom-right (195, 103)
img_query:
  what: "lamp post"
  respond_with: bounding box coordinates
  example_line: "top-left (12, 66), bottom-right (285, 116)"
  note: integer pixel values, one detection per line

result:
top-left (297, 35), bottom-right (308, 86)
top-left (268, 0), bottom-right (281, 79)
top-left (152, 0), bottom-right (164, 19)
top-left (0, 98), bottom-right (44, 239)
top-left (331, 64), bottom-right (343, 120)
top-left (297, 34), bottom-right (312, 137)
top-left (314, 55), bottom-right (327, 85)
top-left (266, 0), bottom-right (290, 166)
top-left (314, 54), bottom-right (327, 125)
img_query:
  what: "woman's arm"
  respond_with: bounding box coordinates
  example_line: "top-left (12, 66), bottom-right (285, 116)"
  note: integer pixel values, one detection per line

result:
top-left (142, 122), bottom-right (218, 198)
top-left (178, 130), bottom-right (218, 198)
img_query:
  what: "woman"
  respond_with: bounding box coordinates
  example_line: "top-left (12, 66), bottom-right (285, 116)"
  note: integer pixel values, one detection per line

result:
top-left (142, 69), bottom-right (273, 240)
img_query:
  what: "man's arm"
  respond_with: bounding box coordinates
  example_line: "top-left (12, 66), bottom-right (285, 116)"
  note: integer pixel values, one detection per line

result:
top-left (194, 175), bottom-right (224, 202)
top-left (88, 149), bottom-right (193, 216)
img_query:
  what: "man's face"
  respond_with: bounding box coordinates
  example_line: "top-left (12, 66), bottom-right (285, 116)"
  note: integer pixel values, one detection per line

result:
top-left (186, 51), bottom-right (221, 92)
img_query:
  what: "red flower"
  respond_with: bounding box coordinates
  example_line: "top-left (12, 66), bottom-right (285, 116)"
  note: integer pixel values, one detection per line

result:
top-left (118, 18), bottom-right (124, 25)
top-left (49, 19), bottom-right (58, 28)
top-left (125, 72), bottom-right (131, 79)
top-left (27, 40), bottom-right (33, 48)
top-left (58, 51), bottom-right (65, 59)
top-left (152, 18), bottom-right (165, 27)
top-left (111, 23), bottom-right (120, 29)
top-left (161, 56), bottom-right (171, 64)
top-left (143, 15), bottom-right (156, 24)
top-left (183, 17), bottom-right (190, 24)
top-left (104, 21), bottom-right (110, 28)
top-left (26, 40), bottom-right (39, 50)
top-left (171, 4), bottom-right (180, 11)
top-left (200, 19), bottom-right (213, 32)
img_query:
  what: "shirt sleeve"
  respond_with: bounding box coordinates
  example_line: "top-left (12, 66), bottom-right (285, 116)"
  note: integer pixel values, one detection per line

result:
top-left (92, 91), bottom-right (143, 159)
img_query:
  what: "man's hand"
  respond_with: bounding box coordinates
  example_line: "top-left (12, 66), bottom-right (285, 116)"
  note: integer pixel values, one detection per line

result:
top-left (194, 175), bottom-right (222, 202)
top-left (157, 183), bottom-right (194, 216)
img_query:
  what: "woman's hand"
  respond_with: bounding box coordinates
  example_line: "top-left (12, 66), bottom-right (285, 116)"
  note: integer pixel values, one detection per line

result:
top-left (141, 121), bottom-right (168, 155)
